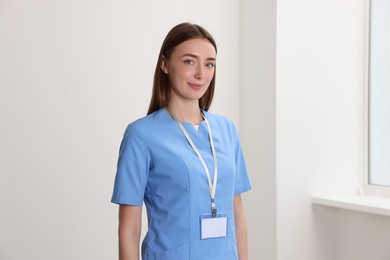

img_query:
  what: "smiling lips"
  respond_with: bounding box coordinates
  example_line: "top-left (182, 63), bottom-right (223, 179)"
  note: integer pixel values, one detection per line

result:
top-left (188, 83), bottom-right (204, 90)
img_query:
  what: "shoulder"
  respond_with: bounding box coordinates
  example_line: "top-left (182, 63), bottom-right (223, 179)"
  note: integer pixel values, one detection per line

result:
top-left (124, 109), bottom-right (168, 137)
top-left (203, 111), bottom-right (236, 129)
top-left (203, 111), bottom-right (238, 137)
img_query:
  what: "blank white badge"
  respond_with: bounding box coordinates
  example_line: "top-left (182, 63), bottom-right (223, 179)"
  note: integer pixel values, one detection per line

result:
top-left (200, 213), bottom-right (228, 239)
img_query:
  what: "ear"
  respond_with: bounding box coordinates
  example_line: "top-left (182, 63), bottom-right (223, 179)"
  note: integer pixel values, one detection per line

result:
top-left (160, 56), bottom-right (169, 74)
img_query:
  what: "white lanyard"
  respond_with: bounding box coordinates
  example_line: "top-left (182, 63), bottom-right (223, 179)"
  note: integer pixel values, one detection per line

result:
top-left (167, 108), bottom-right (218, 217)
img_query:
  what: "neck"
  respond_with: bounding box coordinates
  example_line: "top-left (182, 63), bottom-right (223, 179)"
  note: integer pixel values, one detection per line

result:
top-left (166, 100), bottom-right (203, 125)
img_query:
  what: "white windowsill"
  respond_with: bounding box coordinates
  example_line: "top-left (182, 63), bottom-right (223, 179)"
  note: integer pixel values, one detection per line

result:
top-left (312, 193), bottom-right (390, 217)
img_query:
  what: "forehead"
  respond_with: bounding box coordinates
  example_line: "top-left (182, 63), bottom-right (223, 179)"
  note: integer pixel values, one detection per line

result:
top-left (172, 38), bottom-right (216, 58)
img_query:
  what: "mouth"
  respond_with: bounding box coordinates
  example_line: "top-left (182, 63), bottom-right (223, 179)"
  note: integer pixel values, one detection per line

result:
top-left (188, 83), bottom-right (204, 90)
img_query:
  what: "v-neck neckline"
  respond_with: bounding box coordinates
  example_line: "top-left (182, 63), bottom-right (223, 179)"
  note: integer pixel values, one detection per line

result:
top-left (161, 108), bottom-right (211, 148)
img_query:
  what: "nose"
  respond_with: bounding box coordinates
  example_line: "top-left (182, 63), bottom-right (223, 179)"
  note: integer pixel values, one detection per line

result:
top-left (194, 64), bottom-right (205, 80)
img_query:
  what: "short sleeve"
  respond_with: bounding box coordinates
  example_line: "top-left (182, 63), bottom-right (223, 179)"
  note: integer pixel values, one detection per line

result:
top-left (111, 124), bottom-right (150, 206)
top-left (233, 125), bottom-right (252, 195)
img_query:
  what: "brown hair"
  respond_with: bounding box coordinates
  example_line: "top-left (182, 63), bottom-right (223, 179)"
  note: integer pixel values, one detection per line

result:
top-left (147, 23), bottom-right (217, 115)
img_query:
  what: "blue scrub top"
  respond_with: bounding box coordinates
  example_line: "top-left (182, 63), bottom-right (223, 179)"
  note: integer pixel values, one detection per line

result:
top-left (111, 108), bottom-right (251, 260)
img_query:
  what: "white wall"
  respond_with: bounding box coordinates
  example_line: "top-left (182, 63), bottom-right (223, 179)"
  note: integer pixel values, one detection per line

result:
top-left (0, 1), bottom-right (240, 259)
top-left (276, 0), bottom-right (390, 260)
top-left (276, 0), bottom-right (365, 258)
top-left (240, 0), bottom-right (390, 259)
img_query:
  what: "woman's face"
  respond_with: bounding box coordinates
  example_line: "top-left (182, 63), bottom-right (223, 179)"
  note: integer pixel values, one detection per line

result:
top-left (161, 38), bottom-right (216, 105)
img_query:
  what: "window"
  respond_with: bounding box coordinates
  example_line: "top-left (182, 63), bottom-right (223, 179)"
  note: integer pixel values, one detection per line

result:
top-left (367, 0), bottom-right (390, 194)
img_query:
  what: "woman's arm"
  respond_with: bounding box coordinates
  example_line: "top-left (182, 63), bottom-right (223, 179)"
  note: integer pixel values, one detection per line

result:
top-left (234, 195), bottom-right (248, 260)
top-left (118, 204), bottom-right (142, 260)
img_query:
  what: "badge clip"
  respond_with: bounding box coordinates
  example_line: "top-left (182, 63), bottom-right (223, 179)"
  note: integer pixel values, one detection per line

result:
top-left (212, 207), bottom-right (217, 217)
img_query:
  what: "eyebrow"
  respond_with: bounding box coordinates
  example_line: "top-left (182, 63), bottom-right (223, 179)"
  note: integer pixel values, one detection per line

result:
top-left (181, 53), bottom-right (216, 61)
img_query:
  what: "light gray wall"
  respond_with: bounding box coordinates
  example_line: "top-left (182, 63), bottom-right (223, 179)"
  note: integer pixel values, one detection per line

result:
top-left (239, 0), bottom-right (277, 259)
top-left (0, 1), bottom-right (240, 259)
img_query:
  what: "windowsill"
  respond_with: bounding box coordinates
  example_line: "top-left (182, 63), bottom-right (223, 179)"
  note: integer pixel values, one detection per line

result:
top-left (312, 193), bottom-right (390, 217)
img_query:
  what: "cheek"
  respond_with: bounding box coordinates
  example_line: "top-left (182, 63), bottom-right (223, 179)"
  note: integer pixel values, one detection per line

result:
top-left (170, 67), bottom-right (191, 80)
top-left (206, 71), bottom-right (215, 82)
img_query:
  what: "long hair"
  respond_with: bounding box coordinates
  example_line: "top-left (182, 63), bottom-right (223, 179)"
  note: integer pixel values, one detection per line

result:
top-left (147, 23), bottom-right (217, 115)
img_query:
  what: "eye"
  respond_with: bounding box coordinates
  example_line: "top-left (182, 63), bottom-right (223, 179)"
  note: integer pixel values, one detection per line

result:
top-left (206, 63), bottom-right (215, 69)
top-left (184, 59), bottom-right (194, 65)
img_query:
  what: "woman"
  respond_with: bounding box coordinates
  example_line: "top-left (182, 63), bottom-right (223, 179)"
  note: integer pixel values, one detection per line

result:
top-left (111, 22), bottom-right (251, 260)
